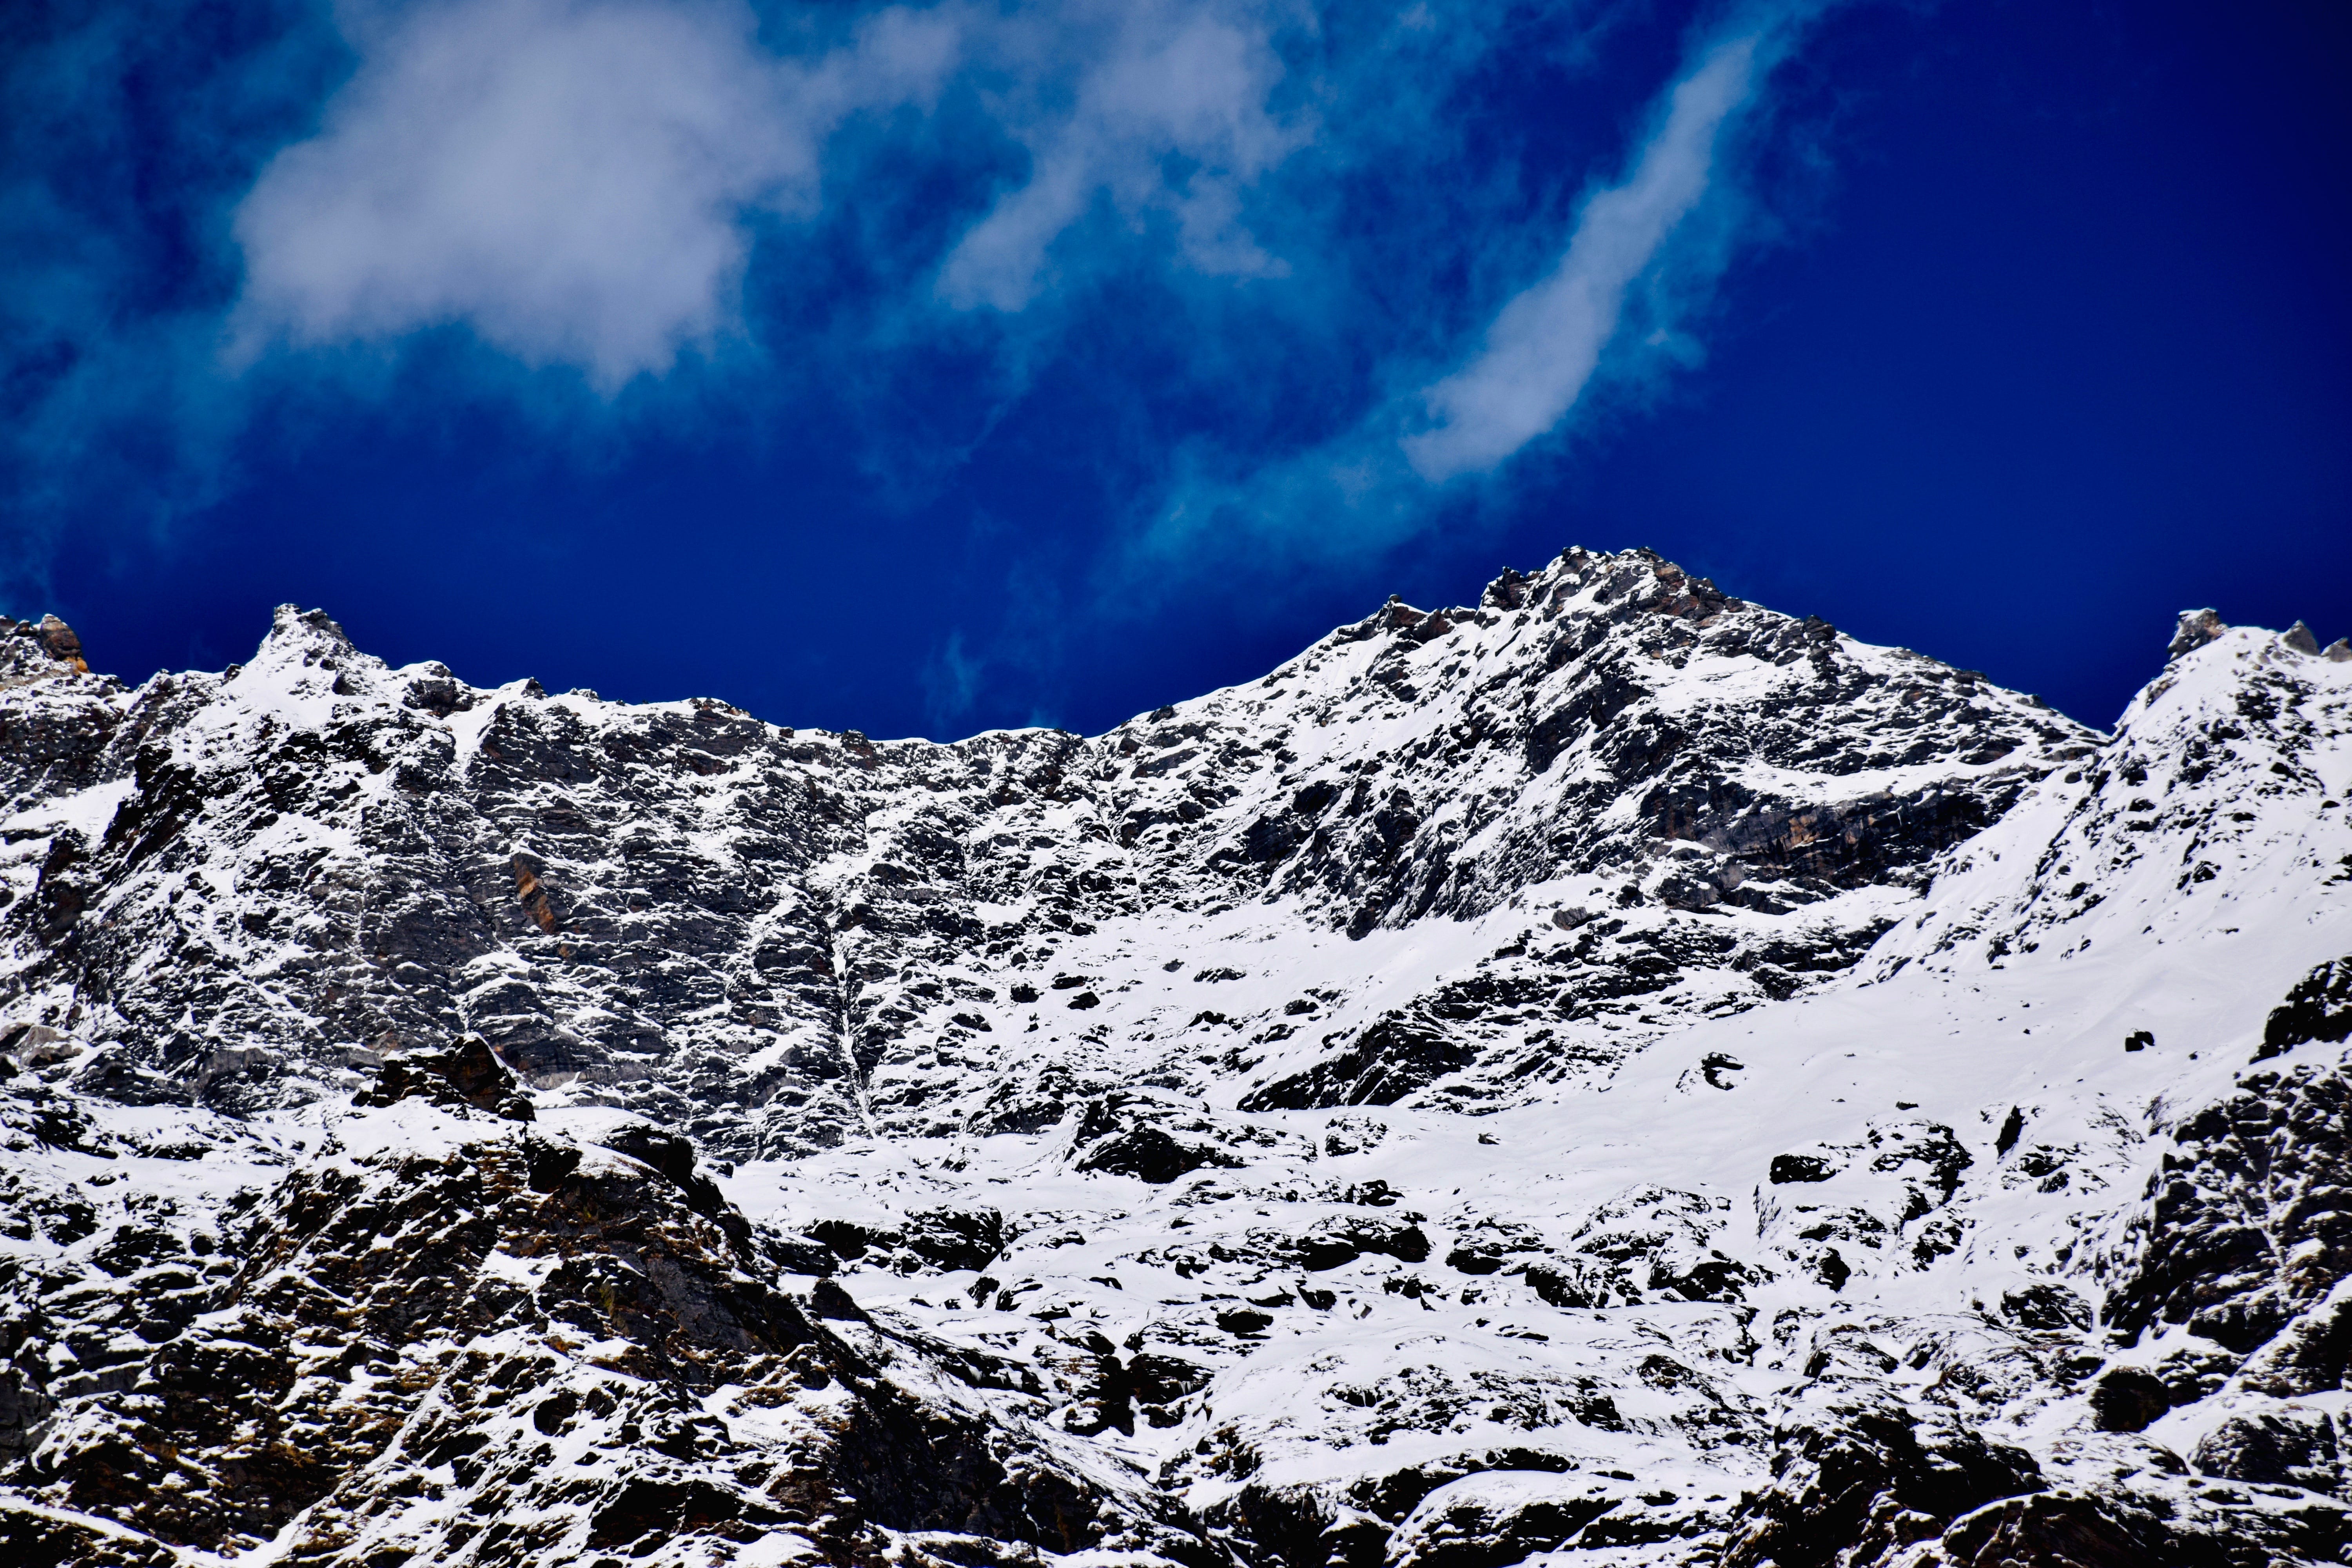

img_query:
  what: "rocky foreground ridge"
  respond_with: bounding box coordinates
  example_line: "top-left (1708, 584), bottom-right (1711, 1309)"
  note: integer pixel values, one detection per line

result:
top-left (0, 549), bottom-right (2348, 1567)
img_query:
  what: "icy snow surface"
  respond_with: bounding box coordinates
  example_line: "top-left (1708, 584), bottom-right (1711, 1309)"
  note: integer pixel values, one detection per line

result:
top-left (2, 555), bottom-right (2350, 1566)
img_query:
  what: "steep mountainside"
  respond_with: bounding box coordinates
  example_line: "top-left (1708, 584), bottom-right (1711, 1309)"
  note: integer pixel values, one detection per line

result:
top-left (2, 552), bottom-right (2349, 1568)
top-left (0, 550), bottom-right (2089, 1152)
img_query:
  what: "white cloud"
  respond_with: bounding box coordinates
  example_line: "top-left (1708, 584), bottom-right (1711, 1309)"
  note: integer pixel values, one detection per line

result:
top-left (1123, 12), bottom-right (1822, 590)
top-left (228, 0), bottom-right (1309, 374)
top-left (219, 0), bottom-right (1797, 463)
top-left (231, 0), bottom-right (957, 387)
top-left (935, 0), bottom-right (1308, 312)
top-left (1402, 32), bottom-right (1762, 481)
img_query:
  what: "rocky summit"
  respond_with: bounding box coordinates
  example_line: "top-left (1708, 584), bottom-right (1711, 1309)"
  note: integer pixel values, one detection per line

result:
top-left (1, 547), bottom-right (2349, 1568)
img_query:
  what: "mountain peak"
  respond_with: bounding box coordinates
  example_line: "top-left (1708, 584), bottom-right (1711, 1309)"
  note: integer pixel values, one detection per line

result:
top-left (3, 557), bottom-right (2348, 1568)
top-left (259, 602), bottom-right (364, 665)
top-left (2169, 605), bottom-right (2229, 659)
top-left (0, 613), bottom-right (89, 680)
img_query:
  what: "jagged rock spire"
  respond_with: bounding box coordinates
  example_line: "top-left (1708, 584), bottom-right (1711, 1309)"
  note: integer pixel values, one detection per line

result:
top-left (2169, 606), bottom-right (2228, 659)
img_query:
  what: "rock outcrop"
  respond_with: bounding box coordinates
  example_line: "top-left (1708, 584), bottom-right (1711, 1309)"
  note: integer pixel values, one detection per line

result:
top-left (2, 552), bottom-right (2350, 1566)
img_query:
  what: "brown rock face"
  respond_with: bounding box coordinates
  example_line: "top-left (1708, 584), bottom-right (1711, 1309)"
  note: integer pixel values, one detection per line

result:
top-left (0, 615), bottom-right (89, 682)
top-left (31, 618), bottom-right (86, 674)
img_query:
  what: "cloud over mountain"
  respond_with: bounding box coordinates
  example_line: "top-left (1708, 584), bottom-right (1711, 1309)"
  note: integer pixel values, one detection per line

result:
top-left (1405, 30), bottom-right (1767, 481)
top-left (5, 0), bottom-right (1835, 615)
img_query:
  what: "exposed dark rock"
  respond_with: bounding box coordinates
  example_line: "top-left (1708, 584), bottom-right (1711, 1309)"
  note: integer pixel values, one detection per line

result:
top-left (1240, 1011), bottom-right (1478, 1111)
top-left (2, 555), bottom-right (2339, 1568)
top-left (1295, 1214), bottom-right (1430, 1271)
top-left (2171, 608), bottom-right (2229, 660)
top-left (2000, 1283), bottom-right (2090, 1332)
top-left (2254, 956), bottom-right (2352, 1063)
top-left (1069, 1093), bottom-right (1261, 1184)
top-left (2104, 1059), bottom-right (2352, 1353)
top-left (1996, 1105), bottom-right (2025, 1156)
top-left (1384, 1474), bottom-right (1622, 1568)
top-left (901, 1207), bottom-right (1006, 1272)
top-left (0, 1366), bottom-right (53, 1462)
top-left (2240, 1282), bottom-right (2352, 1396)
top-left (2193, 1405), bottom-right (2341, 1492)
top-left (352, 1035), bottom-right (535, 1122)
top-left (2089, 1367), bottom-right (2172, 1432)
top-left (1933, 1488), bottom-right (2313, 1568)
top-left (1722, 1396), bottom-right (2042, 1568)
top-left (4, 1110), bottom-right (1169, 1564)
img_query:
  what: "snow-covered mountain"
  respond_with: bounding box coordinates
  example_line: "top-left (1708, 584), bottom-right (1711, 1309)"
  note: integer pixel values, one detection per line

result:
top-left (2, 550), bottom-right (2348, 1567)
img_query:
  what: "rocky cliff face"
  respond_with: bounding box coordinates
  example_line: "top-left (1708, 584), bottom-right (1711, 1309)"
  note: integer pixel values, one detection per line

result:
top-left (2, 549), bottom-right (2349, 1567)
top-left (0, 550), bottom-right (2092, 1152)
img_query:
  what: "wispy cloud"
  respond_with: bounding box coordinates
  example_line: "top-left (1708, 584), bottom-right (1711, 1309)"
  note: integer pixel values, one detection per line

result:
top-left (232, 0), bottom-right (959, 387)
top-left (225, 0), bottom-right (1317, 379)
top-left (0, 0), bottom-right (342, 600)
top-left (4, 0), bottom-right (1839, 650)
top-left (1403, 33), bottom-right (1762, 481)
top-left (935, 0), bottom-right (1308, 312)
top-left (1125, 7), bottom-right (1820, 585)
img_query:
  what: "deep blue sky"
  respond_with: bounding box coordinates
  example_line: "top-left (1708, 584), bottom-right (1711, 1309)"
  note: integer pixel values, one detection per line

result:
top-left (5, 0), bottom-right (2347, 738)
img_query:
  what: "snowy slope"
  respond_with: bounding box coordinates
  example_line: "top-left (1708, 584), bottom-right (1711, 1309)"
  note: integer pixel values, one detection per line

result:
top-left (0, 550), bottom-right (2092, 1154)
top-left (2, 559), bottom-right (2350, 1567)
